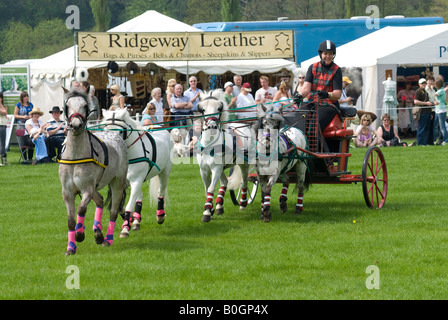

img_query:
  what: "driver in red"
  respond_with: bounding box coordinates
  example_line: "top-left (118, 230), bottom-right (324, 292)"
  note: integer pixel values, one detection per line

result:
top-left (294, 40), bottom-right (343, 130)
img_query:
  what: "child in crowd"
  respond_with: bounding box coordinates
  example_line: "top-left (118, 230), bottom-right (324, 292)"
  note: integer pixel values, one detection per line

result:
top-left (434, 78), bottom-right (448, 145)
top-left (354, 114), bottom-right (377, 147)
top-left (30, 127), bottom-right (53, 164)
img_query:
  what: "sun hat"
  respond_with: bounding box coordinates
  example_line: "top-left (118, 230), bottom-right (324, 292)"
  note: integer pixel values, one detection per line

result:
top-left (242, 82), bottom-right (252, 92)
top-left (29, 107), bottom-right (44, 116)
top-left (49, 106), bottom-right (63, 114)
top-left (224, 81), bottom-right (234, 89)
top-left (342, 76), bottom-right (352, 84)
top-left (418, 78), bottom-right (427, 84)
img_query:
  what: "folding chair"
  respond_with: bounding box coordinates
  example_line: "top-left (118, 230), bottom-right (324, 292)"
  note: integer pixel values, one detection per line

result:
top-left (15, 128), bottom-right (33, 164)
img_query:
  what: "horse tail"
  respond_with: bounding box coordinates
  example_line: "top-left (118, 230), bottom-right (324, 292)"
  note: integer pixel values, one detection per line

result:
top-left (105, 182), bottom-right (128, 212)
top-left (227, 165), bottom-right (242, 190)
top-left (149, 175), bottom-right (160, 207)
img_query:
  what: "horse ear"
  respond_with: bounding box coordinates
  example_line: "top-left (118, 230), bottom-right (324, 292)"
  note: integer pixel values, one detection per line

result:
top-left (274, 105), bottom-right (283, 114)
top-left (62, 86), bottom-right (70, 94)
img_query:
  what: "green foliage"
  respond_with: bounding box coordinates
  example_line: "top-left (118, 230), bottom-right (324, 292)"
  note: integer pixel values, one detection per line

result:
top-left (221, 0), bottom-right (241, 22)
top-left (90, 0), bottom-right (111, 31)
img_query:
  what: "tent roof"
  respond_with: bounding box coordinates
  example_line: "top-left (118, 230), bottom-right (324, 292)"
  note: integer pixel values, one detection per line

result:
top-left (301, 23), bottom-right (448, 68)
top-left (108, 10), bottom-right (201, 33)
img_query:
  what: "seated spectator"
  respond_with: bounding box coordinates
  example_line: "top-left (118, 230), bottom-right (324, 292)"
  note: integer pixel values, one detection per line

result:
top-left (376, 113), bottom-right (404, 147)
top-left (46, 106), bottom-right (66, 160)
top-left (354, 125), bottom-right (377, 147)
top-left (353, 113), bottom-right (378, 147)
top-left (142, 102), bottom-right (159, 127)
top-left (29, 127), bottom-right (53, 165)
top-left (25, 107), bottom-right (47, 161)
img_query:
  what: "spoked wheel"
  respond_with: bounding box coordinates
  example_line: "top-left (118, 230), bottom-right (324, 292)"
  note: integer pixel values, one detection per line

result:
top-left (362, 146), bottom-right (388, 209)
top-left (229, 165), bottom-right (259, 206)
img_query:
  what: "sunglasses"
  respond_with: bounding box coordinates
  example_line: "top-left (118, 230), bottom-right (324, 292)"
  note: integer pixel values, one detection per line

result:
top-left (298, 77), bottom-right (305, 79)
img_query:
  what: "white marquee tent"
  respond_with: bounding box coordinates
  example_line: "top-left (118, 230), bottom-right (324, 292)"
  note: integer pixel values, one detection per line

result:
top-left (301, 23), bottom-right (448, 121)
top-left (6, 10), bottom-right (298, 120)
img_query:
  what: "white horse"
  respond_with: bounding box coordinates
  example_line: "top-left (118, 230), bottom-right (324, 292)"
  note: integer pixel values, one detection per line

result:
top-left (255, 103), bottom-right (310, 222)
top-left (59, 90), bottom-right (128, 255)
top-left (102, 108), bottom-right (173, 238)
top-left (197, 89), bottom-right (256, 222)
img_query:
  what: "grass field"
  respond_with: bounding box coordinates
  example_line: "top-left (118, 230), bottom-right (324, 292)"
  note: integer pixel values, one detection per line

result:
top-left (0, 142), bottom-right (447, 301)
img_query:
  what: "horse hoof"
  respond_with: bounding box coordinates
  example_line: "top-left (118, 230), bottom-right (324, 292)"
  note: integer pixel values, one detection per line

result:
top-left (263, 211), bottom-right (272, 222)
top-left (280, 200), bottom-right (288, 213)
top-left (295, 209), bottom-right (303, 215)
top-left (202, 214), bottom-right (211, 223)
top-left (102, 241), bottom-right (111, 247)
top-left (239, 206), bottom-right (246, 211)
top-left (94, 230), bottom-right (104, 244)
top-left (216, 208), bottom-right (224, 216)
top-left (120, 227), bottom-right (129, 238)
top-left (65, 249), bottom-right (76, 256)
top-left (132, 220), bottom-right (140, 231)
top-left (157, 214), bottom-right (165, 225)
top-left (75, 232), bottom-right (85, 242)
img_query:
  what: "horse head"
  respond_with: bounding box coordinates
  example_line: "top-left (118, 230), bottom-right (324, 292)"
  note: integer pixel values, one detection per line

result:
top-left (102, 108), bottom-right (136, 140)
top-left (257, 104), bottom-right (284, 147)
top-left (64, 88), bottom-right (92, 133)
top-left (198, 94), bottom-right (224, 133)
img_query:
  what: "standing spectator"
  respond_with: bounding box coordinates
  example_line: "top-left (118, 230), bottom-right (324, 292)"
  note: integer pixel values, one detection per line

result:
top-left (339, 76), bottom-right (353, 108)
top-left (255, 75), bottom-right (277, 104)
top-left (109, 84), bottom-right (125, 110)
top-left (433, 78), bottom-right (448, 145)
top-left (396, 81), bottom-right (414, 138)
top-left (293, 70), bottom-right (307, 103)
top-left (184, 76), bottom-right (203, 125)
top-left (14, 91), bottom-right (33, 129)
top-left (233, 75), bottom-right (243, 97)
top-left (170, 84), bottom-right (193, 128)
top-left (0, 93), bottom-right (8, 166)
top-left (426, 75), bottom-right (436, 144)
top-left (149, 87), bottom-right (164, 123)
top-left (236, 83), bottom-right (256, 119)
top-left (89, 85), bottom-right (100, 121)
top-left (223, 82), bottom-right (237, 121)
top-left (45, 106), bottom-right (66, 160)
top-left (273, 82), bottom-right (293, 110)
top-left (414, 78), bottom-right (434, 146)
top-left (276, 71), bottom-right (293, 96)
top-left (163, 78), bottom-right (177, 126)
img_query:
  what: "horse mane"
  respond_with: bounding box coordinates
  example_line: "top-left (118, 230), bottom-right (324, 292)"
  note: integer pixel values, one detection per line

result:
top-left (65, 89), bottom-right (94, 114)
top-left (200, 89), bottom-right (229, 128)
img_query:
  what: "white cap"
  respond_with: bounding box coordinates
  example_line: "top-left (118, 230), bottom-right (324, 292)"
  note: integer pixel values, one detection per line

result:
top-left (224, 81), bottom-right (234, 89)
top-left (419, 78), bottom-right (427, 84)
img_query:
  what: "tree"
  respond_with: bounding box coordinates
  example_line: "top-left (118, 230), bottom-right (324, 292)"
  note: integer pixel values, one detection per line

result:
top-left (221, 0), bottom-right (241, 22)
top-left (90, 0), bottom-right (111, 31)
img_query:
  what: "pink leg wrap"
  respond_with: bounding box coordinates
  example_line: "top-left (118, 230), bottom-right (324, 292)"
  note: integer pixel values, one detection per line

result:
top-left (67, 230), bottom-right (76, 253)
top-left (105, 221), bottom-right (116, 245)
top-left (122, 211), bottom-right (132, 230)
top-left (75, 214), bottom-right (85, 233)
top-left (93, 207), bottom-right (103, 232)
top-left (296, 194), bottom-right (303, 211)
top-left (157, 197), bottom-right (165, 216)
top-left (204, 192), bottom-right (214, 211)
top-left (215, 186), bottom-right (227, 206)
top-left (280, 185), bottom-right (288, 200)
top-left (240, 188), bottom-right (247, 207)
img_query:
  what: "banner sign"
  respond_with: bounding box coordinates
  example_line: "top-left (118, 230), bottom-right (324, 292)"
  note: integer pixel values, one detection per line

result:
top-left (78, 31), bottom-right (294, 61)
top-left (0, 65), bottom-right (30, 114)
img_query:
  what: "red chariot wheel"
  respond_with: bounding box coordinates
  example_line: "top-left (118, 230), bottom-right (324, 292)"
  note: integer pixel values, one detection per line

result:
top-left (362, 146), bottom-right (388, 209)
